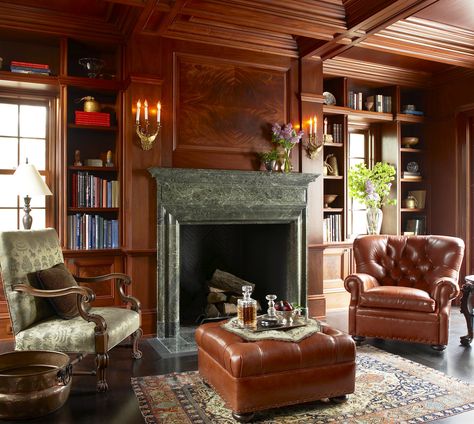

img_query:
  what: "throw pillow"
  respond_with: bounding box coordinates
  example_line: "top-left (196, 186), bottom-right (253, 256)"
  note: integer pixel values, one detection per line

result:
top-left (36, 263), bottom-right (85, 319)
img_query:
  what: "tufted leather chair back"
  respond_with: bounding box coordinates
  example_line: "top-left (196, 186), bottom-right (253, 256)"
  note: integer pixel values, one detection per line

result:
top-left (353, 235), bottom-right (464, 292)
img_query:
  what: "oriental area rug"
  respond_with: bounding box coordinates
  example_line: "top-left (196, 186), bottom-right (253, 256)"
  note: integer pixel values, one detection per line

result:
top-left (131, 345), bottom-right (474, 423)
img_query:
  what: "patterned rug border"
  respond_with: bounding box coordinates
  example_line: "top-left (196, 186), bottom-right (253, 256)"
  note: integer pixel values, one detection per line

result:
top-left (132, 345), bottom-right (474, 424)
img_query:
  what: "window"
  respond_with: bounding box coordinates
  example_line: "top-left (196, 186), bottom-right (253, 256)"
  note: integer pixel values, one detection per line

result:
top-left (0, 99), bottom-right (50, 230)
top-left (347, 131), bottom-right (373, 238)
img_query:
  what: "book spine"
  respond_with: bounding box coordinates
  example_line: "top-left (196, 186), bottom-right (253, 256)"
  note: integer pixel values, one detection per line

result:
top-left (11, 61), bottom-right (50, 69)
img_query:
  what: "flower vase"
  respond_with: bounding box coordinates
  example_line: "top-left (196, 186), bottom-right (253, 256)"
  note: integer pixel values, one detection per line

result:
top-left (282, 148), bottom-right (293, 173)
top-left (366, 207), bottom-right (383, 235)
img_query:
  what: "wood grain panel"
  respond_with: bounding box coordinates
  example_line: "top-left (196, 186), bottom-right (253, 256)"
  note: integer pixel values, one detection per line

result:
top-left (65, 255), bottom-right (122, 307)
top-left (125, 254), bottom-right (157, 336)
top-left (175, 55), bottom-right (286, 153)
top-left (323, 247), bottom-right (351, 310)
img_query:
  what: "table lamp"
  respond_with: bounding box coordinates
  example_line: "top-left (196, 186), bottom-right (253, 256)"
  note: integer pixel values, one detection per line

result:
top-left (13, 160), bottom-right (52, 230)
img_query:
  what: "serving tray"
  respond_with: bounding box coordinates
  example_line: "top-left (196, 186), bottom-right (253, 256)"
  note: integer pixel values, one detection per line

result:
top-left (230, 316), bottom-right (307, 333)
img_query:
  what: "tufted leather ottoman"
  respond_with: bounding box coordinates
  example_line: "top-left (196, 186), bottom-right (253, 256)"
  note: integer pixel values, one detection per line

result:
top-left (195, 321), bottom-right (356, 422)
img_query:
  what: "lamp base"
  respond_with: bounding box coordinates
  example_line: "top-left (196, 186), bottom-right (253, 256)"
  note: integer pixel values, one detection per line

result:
top-left (22, 195), bottom-right (32, 230)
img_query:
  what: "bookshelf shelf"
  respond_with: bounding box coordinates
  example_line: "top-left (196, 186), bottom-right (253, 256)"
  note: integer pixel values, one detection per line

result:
top-left (324, 175), bottom-right (343, 180)
top-left (69, 166), bottom-right (118, 172)
top-left (68, 123), bottom-right (117, 131)
top-left (396, 113), bottom-right (425, 123)
top-left (68, 207), bottom-right (119, 212)
top-left (401, 177), bottom-right (423, 182)
top-left (323, 142), bottom-right (344, 148)
top-left (401, 208), bottom-right (425, 212)
top-left (400, 147), bottom-right (423, 153)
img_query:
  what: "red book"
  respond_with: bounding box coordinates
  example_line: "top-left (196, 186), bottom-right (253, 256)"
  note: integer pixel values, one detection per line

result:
top-left (75, 111), bottom-right (110, 119)
top-left (11, 61), bottom-right (50, 69)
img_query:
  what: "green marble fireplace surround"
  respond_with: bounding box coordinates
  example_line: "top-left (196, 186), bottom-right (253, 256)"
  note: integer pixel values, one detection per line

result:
top-left (149, 167), bottom-right (318, 338)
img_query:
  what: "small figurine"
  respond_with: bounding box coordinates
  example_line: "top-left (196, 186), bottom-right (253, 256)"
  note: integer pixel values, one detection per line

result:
top-left (105, 150), bottom-right (114, 167)
top-left (74, 149), bottom-right (82, 166)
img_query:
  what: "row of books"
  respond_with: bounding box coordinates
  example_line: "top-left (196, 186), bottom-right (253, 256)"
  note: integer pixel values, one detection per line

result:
top-left (348, 91), bottom-right (392, 113)
top-left (10, 60), bottom-right (51, 75)
top-left (323, 213), bottom-right (342, 242)
top-left (330, 123), bottom-right (343, 143)
top-left (75, 111), bottom-right (111, 127)
top-left (67, 214), bottom-right (119, 250)
top-left (71, 172), bottom-right (119, 208)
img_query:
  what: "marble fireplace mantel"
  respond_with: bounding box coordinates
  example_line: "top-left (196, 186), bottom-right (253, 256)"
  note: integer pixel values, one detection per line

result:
top-left (149, 167), bottom-right (318, 337)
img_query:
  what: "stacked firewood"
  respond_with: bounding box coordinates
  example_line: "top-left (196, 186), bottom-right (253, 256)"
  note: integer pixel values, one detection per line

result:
top-left (205, 269), bottom-right (261, 318)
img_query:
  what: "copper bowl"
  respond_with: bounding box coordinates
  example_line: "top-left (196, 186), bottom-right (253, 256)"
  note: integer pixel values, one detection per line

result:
top-left (0, 350), bottom-right (72, 420)
top-left (402, 137), bottom-right (419, 148)
top-left (324, 194), bottom-right (338, 208)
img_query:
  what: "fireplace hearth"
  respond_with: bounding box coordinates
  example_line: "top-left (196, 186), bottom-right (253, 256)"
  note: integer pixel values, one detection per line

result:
top-left (149, 167), bottom-right (318, 338)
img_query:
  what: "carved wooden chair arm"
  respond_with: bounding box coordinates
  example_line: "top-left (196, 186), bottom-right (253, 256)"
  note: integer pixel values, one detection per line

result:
top-left (74, 273), bottom-right (141, 313)
top-left (13, 284), bottom-right (107, 333)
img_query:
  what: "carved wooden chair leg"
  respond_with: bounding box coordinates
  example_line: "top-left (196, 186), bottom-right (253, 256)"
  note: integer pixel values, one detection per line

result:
top-left (131, 328), bottom-right (143, 359)
top-left (95, 352), bottom-right (109, 392)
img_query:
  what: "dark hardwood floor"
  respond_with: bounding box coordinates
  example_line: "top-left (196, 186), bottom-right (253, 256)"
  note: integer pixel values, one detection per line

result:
top-left (0, 307), bottom-right (473, 423)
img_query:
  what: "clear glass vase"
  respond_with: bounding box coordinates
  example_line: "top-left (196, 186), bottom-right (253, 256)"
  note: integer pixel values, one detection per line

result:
top-left (282, 147), bottom-right (293, 173)
top-left (366, 207), bottom-right (383, 235)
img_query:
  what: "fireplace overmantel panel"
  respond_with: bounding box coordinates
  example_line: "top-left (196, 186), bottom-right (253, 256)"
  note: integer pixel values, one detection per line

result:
top-left (149, 167), bottom-right (318, 337)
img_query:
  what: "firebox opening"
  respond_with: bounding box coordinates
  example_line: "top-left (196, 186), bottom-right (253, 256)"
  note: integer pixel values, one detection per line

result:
top-left (179, 223), bottom-right (291, 326)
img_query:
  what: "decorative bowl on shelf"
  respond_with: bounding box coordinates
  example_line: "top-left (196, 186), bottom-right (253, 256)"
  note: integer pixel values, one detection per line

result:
top-left (324, 194), bottom-right (338, 208)
top-left (401, 136), bottom-right (419, 148)
top-left (78, 57), bottom-right (105, 78)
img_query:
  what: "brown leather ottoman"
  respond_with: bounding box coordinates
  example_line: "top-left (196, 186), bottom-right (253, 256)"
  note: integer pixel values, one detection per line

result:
top-left (195, 321), bottom-right (356, 422)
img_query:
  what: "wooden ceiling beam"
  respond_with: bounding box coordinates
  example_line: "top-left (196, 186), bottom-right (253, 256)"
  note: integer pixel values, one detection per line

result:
top-left (302, 0), bottom-right (439, 59)
top-left (179, 0), bottom-right (345, 40)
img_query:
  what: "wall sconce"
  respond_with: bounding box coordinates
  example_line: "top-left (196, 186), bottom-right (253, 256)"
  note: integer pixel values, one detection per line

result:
top-left (135, 99), bottom-right (161, 151)
top-left (305, 115), bottom-right (323, 159)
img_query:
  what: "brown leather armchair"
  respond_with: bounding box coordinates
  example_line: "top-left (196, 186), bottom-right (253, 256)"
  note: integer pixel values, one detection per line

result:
top-left (344, 235), bottom-right (464, 351)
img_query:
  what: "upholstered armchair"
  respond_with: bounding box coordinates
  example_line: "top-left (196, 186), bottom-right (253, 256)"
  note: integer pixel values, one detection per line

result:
top-left (344, 235), bottom-right (464, 351)
top-left (0, 228), bottom-right (142, 392)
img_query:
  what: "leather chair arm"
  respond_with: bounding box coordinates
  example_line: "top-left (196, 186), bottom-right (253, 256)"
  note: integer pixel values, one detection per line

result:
top-left (74, 273), bottom-right (141, 313)
top-left (344, 273), bottom-right (380, 305)
top-left (14, 284), bottom-right (107, 332)
top-left (430, 278), bottom-right (460, 306)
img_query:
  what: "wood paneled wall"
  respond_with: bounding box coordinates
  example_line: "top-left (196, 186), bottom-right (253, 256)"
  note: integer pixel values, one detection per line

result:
top-left (428, 70), bottom-right (474, 280)
top-left (123, 37), bottom-right (324, 336)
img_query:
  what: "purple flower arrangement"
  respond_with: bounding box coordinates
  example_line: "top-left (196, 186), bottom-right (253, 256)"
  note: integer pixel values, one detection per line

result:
top-left (271, 123), bottom-right (304, 150)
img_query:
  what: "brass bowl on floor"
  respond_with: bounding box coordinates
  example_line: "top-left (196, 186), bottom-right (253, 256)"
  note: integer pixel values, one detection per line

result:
top-left (0, 350), bottom-right (72, 420)
top-left (324, 194), bottom-right (338, 208)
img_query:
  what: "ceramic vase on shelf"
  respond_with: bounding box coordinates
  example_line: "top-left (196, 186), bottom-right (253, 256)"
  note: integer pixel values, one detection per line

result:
top-left (366, 207), bottom-right (383, 235)
top-left (282, 147), bottom-right (293, 173)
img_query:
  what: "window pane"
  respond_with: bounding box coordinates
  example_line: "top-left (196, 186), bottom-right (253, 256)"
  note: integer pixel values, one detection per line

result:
top-left (349, 158), bottom-right (365, 168)
top-left (349, 133), bottom-right (365, 157)
top-left (0, 104), bottom-right (18, 137)
top-left (0, 175), bottom-right (19, 206)
top-left (20, 105), bottom-right (46, 138)
top-left (20, 139), bottom-right (46, 170)
top-left (0, 209), bottom-right (18, 231)
top-left (352, 210), bottom-right (367, 236)
top-left (0, 137), bottom-right (18, 169)
top-left (30, 209), bottom-right (46, 229)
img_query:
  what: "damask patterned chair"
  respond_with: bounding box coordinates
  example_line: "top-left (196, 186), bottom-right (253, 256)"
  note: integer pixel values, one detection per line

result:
top-left (0, 228), bottom-right (142, 392)
top-left (344, 235), bottom-right (464, 351)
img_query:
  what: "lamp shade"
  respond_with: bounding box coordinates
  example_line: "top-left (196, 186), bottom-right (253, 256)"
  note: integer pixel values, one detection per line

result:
top-left (13, 163), bottom-right (52, 196)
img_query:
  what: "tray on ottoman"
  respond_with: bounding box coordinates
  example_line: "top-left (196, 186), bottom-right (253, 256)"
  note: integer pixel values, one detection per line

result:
top-left (195, 321), bottom-right (356, 422)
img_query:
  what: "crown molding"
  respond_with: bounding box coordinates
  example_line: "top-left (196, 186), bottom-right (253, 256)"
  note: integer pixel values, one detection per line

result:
top-left (323, 56), bottom-right (431, 86)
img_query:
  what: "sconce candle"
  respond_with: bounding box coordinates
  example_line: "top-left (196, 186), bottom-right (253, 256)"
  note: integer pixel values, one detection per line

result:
top-left (136, 100), bottom-right (141, 123)
top-left (313, 115), bottom-right (317, 137)
top-left (135, 98), bottom-right (162, 151)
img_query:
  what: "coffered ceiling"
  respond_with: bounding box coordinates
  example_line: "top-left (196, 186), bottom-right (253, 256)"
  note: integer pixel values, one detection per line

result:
top-left (0, 0), bottom-right (473, 74)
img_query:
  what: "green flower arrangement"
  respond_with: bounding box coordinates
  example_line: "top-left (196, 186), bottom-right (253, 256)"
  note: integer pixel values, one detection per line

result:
top-left (348, 162), bottom-right (396, 209)
top-left (259, 149), bottom-right (279, 162)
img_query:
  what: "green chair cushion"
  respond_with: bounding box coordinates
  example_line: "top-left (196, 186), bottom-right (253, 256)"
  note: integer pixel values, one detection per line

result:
top-left (36, 263), bottom-right (81, 319)
top-left (14, 307), bottom-right (140, 353)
